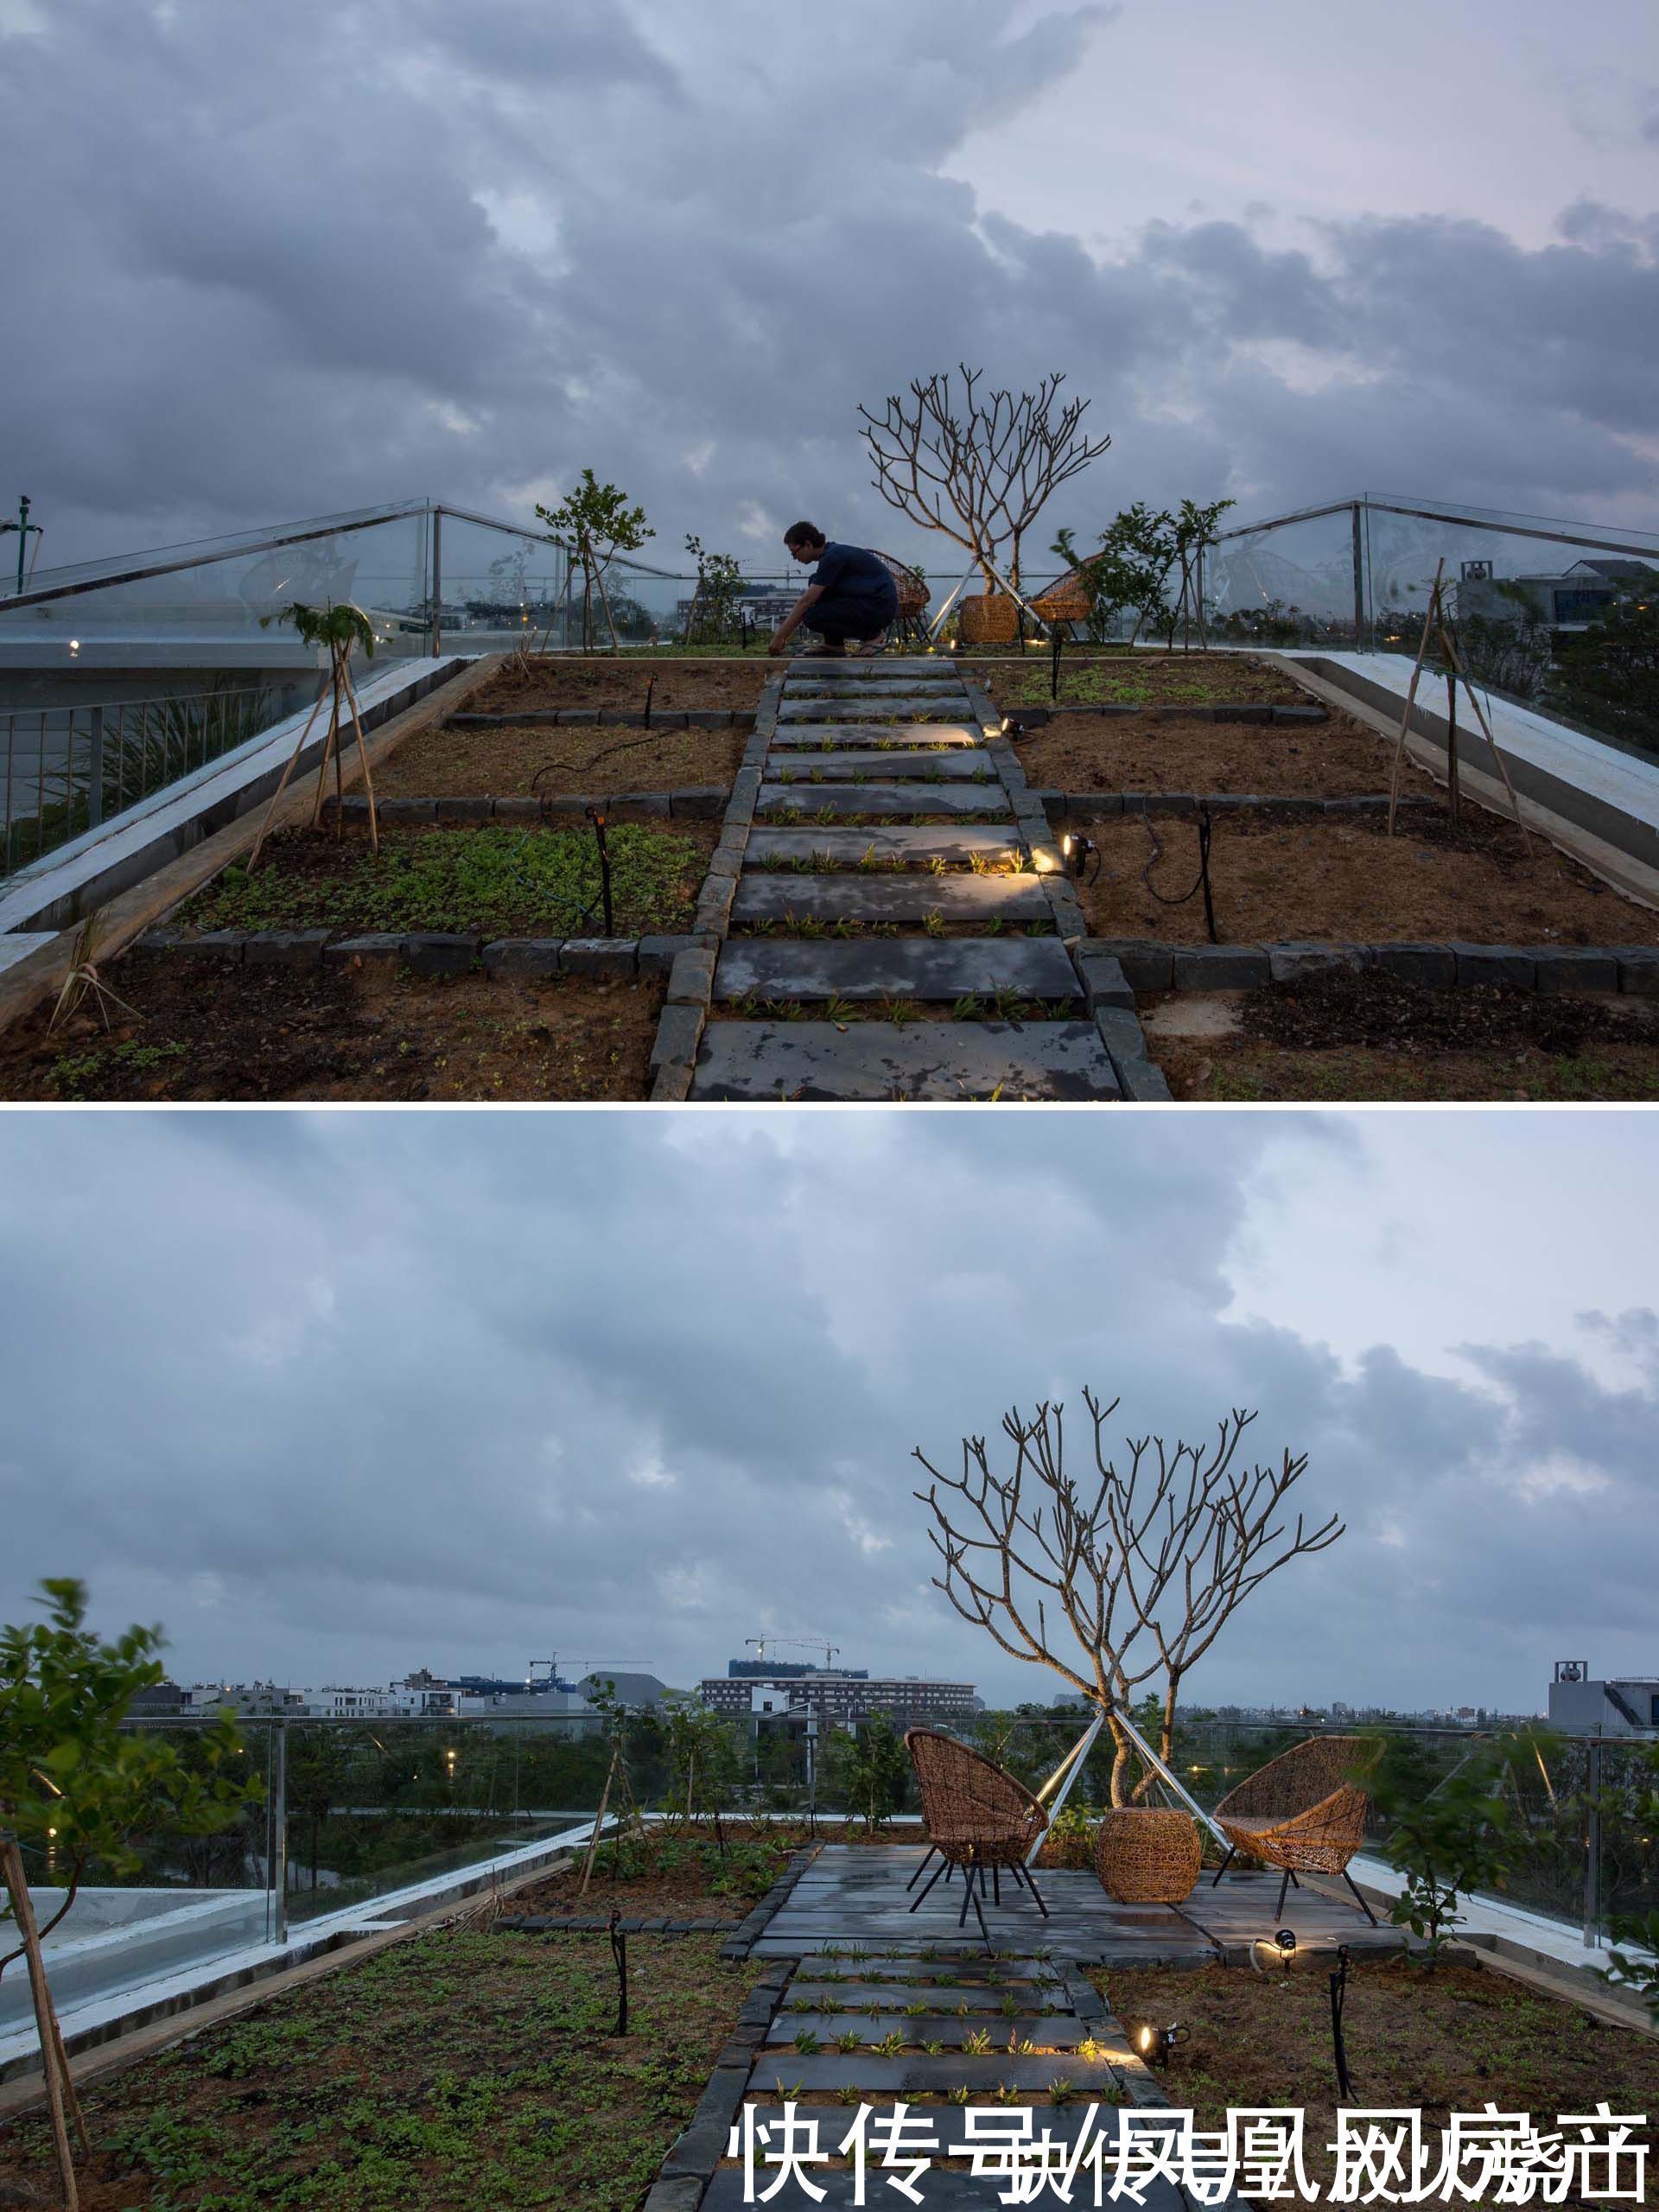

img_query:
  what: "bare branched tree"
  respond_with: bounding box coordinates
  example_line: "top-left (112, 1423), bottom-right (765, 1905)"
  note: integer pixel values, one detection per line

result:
top-left (912, 1389), bottom-right (1344, 1804)
top-left (859, 367), bottom-right (1110, 596)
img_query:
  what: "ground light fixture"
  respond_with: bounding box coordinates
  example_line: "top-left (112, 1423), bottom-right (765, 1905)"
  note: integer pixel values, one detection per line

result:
top-left (1135, 2021), bottom-right (1188, 2069)
top-left (1000, 715), bottom-right (1025, 739)
top-left (1061, 830), bottom-right (1099, 883)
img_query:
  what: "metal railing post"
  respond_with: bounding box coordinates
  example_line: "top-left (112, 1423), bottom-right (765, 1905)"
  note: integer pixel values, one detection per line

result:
top-left (271, 1719), bottom-right (289, 1947)
top-left (429, 506), bottom-right (442, 658)
top-left (1352, 501), bottom-right (1366, 651)
top-left (1583, 1736), bottom-right (1601, 1948)
top-left (86, 706), bottom-right (104, 828)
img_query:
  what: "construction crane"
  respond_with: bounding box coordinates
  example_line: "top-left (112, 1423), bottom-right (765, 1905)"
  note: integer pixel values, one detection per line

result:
top-left (746, 1636), bottom-right (841, 1669)
top-left (527, 1656), bottom-right (647, 1689)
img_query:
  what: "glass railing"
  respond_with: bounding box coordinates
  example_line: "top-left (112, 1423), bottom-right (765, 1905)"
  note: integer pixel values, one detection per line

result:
top-left (1205, 494), bottom-right (1659, 757)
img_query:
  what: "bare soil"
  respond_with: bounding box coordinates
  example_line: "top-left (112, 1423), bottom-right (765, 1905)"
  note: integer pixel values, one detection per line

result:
top-left (1091, 1956), bottom-right (1659, 2202)
top-left (377, 721), bottom-right (744, 798)
top-left (1013, 707), bottom-right (1427, 798)
top-left (466, 656), bottom-right (770, 713)
top-left (1077, 806), bottom-right (1659, 945)
top-left (0, 956), bottom-right (664, 1103)
top-left (963, 652), bottom-right (1308, 711)
top-left (1154, 966), bottom-right (1659, 1102)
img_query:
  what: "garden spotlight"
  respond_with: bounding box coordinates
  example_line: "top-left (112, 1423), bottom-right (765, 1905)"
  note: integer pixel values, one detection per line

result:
top-left (1061, 830), bottom-right (1099, 885)
top-left (1000, 715), bottom-right (1025, 739)
top-left (1135, 2021), bottom-right (1188, 2069)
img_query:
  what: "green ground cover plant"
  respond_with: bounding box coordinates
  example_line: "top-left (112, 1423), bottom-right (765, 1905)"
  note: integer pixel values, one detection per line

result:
top-left (0, 1928), bottom-right (760, 2212)
top-left (181, 824), bottom-right (706, 940)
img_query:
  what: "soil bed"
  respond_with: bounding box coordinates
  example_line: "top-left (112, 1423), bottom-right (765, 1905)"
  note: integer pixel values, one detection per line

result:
top-left (963, 652), bottom-right (1307, 712)
top-left (1090, 1956), bottom-right (1659, 2202)
top-left (174, 822), bottom-right (717, 941)
top-left (0, 1927), bottom-right (759, 2212)
top-left (1153, 968), bottom-right (1659, 1103)
top-left (377, 721), bottom-right (743, 798)
top-left (0, 956), bottom-right (664, 1102)
top-left (465, 656), bottom-right (769, 714)
top-left (1076, 807), bottom-right (1659, 945)
top-left (1014, 708), bottom-right (1425, 798)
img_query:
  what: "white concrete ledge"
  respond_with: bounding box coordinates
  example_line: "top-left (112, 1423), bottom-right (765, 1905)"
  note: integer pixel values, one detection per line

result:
top-left (0, 656), bottom-right (464, 937)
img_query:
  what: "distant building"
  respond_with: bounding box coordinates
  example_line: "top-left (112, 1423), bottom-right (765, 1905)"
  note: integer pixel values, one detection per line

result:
top-left (1460, 557), bottom-right (1656, 630)
top-left (698, 1658), bottom-right (975, 1734)
top-left (576, 1670), bottom-right (669, 1711)
top-left (1548, 1660), bottom-right (1659, 1736)
top-left (182, 1681), bottom-right (303, 1718)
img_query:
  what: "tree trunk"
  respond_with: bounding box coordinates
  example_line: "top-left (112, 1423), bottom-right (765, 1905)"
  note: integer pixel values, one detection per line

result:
top-left (0, 1837), bottom-right (81, 2210)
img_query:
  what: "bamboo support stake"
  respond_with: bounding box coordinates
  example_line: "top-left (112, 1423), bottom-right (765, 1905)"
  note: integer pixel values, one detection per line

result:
top-left (576, 1744), bottom-right (620, 1902)
top-left (245, 683), bottom-right (327, 873)
top-left (340, 665), bottom-right (379, 855)
top-left (1439, 624), bottom-right (1535, 853)
top-left (1387, 558), bottom-right (1446, 836)
top-left (1, 1835), bottom-right (80, 2210)
top-left (310, 657), bottom-right (344, 832)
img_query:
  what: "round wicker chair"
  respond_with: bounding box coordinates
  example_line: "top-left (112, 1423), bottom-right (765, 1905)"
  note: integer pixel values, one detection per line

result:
top-left (874, 551), bottom-right (928, 622)
top-left (1031, 560), bottom-right (1096, 626)
top-left (1211, 1735), bottom-right (1380, 1923)
top-left (903, 1727), bottom-right (1051, 1942)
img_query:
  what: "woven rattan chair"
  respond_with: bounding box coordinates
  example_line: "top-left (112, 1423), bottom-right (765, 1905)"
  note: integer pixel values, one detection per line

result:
top-left (869, 550), bottom-right (930, 650)
top-left (904, 1728), bottom-right (1050, 1942)
top-left (1211, 1735), bottom-right (1379, 1923)
top-left (1031, 560), bottom-right (1096, 627)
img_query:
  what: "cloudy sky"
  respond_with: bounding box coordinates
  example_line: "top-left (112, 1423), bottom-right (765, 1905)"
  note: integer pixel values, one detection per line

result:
top-left (2, 1108), bottom-right (1656, 1718)
top-left (5, 0), bottom-right (1657, 576)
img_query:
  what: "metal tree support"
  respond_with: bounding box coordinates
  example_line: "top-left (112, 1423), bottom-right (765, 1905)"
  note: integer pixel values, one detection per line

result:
top-left (1025, 1700), bottom-right (1230, 1866)
top-left (1583, 1737), bottom-right (1601, 1950)
top-left (270, 1719), bottom-right (289, 1947)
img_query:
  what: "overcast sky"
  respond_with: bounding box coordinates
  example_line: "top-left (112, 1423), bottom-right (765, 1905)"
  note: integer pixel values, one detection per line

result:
top-left (2, 1108), bottom-right (1656, 1718)
top-left (4, 0), bottom-right (1656, 575)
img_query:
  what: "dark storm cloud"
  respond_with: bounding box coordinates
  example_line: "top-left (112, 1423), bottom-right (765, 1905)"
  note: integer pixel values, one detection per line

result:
top-left (0, 1112), bottom-right (1653, 1717)
top-left (3, 0), bottom-right (1655, 568)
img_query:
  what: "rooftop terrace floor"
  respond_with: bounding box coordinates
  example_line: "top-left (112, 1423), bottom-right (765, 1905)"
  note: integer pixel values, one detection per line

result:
top-left (753, 1846), bottom-right (1396, 1965)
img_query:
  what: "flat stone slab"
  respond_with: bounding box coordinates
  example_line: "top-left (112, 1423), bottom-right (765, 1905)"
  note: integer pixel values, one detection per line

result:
top-left (784, 1982), bottom-right (1056, 2008)
top-left (746, 826), bottom-right (1022, 868)
top-left (746, 2052), bottom-right (1122, 2095)
top-left (731, 874), bottom-right (1050, 924)
top-left (787, 658), bottom-right (953, 676)
top-left (766, 2014), bottom-right (1089, 2047)
top-left (766, 749), bottom-right (997, 780)
top-left (779, 697), bottom-right (975, 721)
top-left (785, 677), bottom-right (968, 694)
top-left (769, 723), bottom-right (984, 748)
top-left (691, 1021), bottom-right (1118, 1102)
top-left (759, 784), bottom-right (1011, 819)
top-left (714, 938), bottom-right (1081, 1002)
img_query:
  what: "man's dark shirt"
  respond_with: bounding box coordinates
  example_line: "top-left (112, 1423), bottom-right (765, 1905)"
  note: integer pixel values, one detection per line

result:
top-left (810, 542), bottom-right (896, 608)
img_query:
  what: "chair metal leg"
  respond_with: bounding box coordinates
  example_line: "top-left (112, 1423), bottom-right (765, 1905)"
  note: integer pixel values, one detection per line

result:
top-left (1020, 1862), bottom-right (1050, 1919)
top-left (992, 1861), bottom-right (1001, 1906)
top-left (966, 1861), bottom-right (990, 1947)
top-left (1275, 1866), bottom-right (1293, 1919)
top-left (1210, 1847), bottom-right (1235, 1888)
top-left (908, 1855), bottom-right (950, 1913)
top-left (957, 1853), bottom-right (978, 1929)
top-left (1342, 1869), bottom-right (1379, 1928)
top-left (906, 1846), bottom-right (938, 1892)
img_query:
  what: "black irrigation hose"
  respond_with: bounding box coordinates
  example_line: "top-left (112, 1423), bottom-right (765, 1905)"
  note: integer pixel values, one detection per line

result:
top-left (1141, 801), bottom-right (1219, 943)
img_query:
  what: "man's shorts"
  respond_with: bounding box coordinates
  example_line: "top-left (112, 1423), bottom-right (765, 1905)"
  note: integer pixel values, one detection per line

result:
top-left (811, 588), bottom-right (899, 641)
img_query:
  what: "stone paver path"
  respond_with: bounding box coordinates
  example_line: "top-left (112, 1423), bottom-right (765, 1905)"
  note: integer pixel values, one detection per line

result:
top-left (688, 657), bottom-right (1166, 1101)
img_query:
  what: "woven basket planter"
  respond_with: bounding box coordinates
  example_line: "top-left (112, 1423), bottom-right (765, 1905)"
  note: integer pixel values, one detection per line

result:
top-left (957, 593), bottom-right (1021, 646)
top-left (1094, 1808), bottom-right (1201, 1904)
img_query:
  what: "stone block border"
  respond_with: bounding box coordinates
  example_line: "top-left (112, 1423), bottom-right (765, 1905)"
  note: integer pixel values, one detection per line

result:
top-left (649, 676), bottom-right (784, 1100)
top-left (1074, 938), bottom-right (1659, 998)
top-left (320, 789), bottom-right (728, 823)
top-left (447, 709), bottom-right (753, 730)
top-left (644, 1960), bottom-right (797, 2212)
top-left (1033, 791), bottom-right (1442, 822)
top-left (134, 926), bottom-right (709, 982)
top-left (1006, 702), bottom-right (1327, 728)
top-left (719, 1845), bottom-right (822, 1961)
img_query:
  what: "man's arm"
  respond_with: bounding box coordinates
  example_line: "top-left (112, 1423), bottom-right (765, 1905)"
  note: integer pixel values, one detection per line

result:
top-left (768, 582), bottom-right (824, 655)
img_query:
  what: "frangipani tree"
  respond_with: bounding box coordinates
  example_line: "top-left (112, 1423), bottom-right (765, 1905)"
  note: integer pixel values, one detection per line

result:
top-left (249, 600), bottom-right (379, 869)
top-left (912, 1389), bottom-right (1344, 1804)
top-left (1, 1580), bottom-right (263, 2210)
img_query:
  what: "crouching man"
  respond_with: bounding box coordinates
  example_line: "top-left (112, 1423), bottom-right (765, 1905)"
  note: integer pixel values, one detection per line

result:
top-left (767, 523), bottom-right (899, 658)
